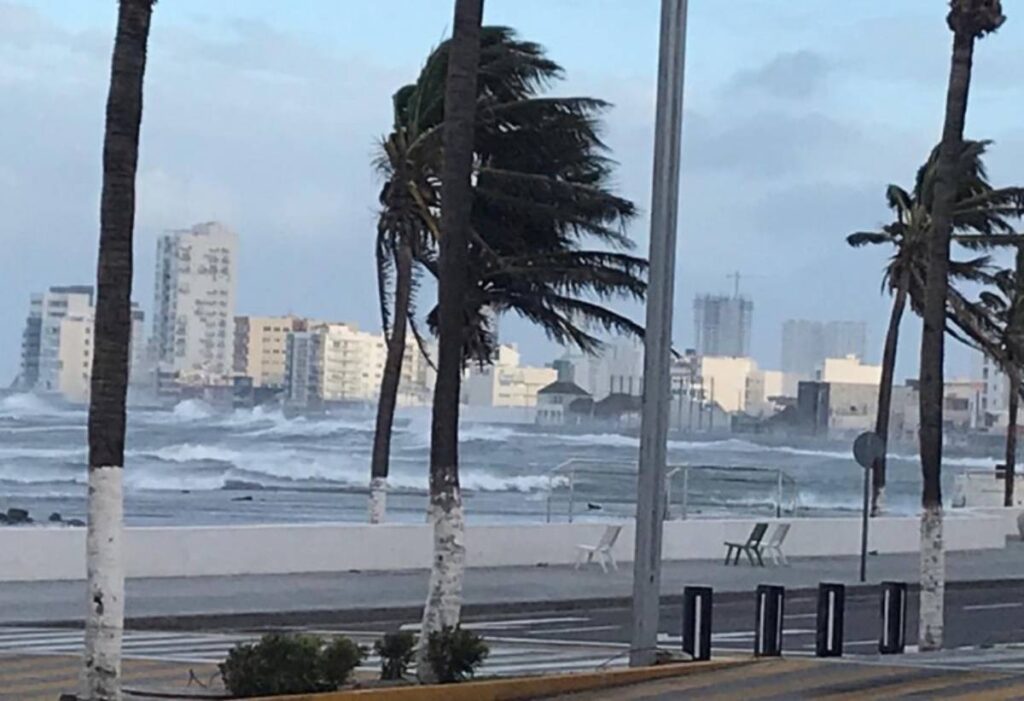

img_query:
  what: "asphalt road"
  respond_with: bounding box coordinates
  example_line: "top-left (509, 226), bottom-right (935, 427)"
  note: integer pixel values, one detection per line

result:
top-left (316, 579), bottom-right (1024, 656)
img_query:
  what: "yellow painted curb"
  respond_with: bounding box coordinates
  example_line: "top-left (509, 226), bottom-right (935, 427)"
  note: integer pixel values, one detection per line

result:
top-left (249, 658), bottom-right (752, 701)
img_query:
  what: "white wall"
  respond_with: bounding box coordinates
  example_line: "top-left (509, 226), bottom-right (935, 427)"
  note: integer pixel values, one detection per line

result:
top-left (0, 514), bottom-right (1013, 582)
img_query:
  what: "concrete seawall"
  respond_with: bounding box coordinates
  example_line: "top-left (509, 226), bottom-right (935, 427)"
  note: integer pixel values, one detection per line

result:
top-left (0, 511), bottom-right (1016, 582)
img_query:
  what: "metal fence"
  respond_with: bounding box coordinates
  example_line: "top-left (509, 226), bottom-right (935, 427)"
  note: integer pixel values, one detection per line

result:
top-left (545, 459), bottom-right (799, 523)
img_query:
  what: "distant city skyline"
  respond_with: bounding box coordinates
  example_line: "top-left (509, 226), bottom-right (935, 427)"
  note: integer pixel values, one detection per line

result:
top-left (4, 1), bottom-right (1020, 383)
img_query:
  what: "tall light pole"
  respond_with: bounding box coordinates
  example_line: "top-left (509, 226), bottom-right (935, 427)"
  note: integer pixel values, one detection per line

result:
top-left (630, 0), bottom-right (689, 668)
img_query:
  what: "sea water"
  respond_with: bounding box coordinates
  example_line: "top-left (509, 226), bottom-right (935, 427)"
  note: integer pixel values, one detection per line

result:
top-left (0, 393), bottom-right (996, 526)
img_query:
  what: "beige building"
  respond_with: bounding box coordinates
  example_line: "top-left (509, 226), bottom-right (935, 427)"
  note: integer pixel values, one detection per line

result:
top-left (463, 345), bottom-right (557, 407)
top-left (699, 356), bottom-right (763, 415)
top-left (53, 312), bottom-right (94, 403)
top-left (817, 355), bottom-right (881, 385)
top-left (234, 315), bottom-right (309, 388)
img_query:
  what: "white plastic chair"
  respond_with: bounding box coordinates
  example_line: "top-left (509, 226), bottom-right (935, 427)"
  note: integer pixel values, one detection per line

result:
top-left (760, 523), bottom-right (791, 566)
top-left (574, 525), bottom-right (622, 573)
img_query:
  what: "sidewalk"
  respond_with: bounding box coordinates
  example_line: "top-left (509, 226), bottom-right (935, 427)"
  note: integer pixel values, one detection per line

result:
top-left (2, 542), bottom-right (1023, 626)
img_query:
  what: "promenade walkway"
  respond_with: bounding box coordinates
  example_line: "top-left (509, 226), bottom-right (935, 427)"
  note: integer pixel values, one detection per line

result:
top-left (2, 542), bottom-right (1024, 625)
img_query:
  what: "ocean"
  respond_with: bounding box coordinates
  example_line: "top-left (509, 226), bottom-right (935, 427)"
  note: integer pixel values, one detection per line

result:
top-left (0, 392), bottom-right (999, 526)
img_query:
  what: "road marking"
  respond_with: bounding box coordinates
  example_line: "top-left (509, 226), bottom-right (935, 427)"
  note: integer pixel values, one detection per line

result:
top-left (400, 616), bottom-right (588, 631)
top-left (530, 625), bottom-right (622, 636)
top-left (963, 603), bottom-right (1024, 611)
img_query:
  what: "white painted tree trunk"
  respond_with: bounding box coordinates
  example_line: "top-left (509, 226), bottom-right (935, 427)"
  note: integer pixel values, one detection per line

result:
top-left (874, 487), bottom-right (886, 516)
top-left (415, 487), bottom-right (466, 681)
top-left (369, 476), bottom-right (387, 524)
top-left (919, 503), bottom-right (945, 651)
top-left (83, 466), bottom-right (125, 701)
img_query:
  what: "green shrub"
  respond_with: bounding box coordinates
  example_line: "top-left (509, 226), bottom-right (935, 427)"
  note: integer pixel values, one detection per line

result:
top-left (320, 636), bottom-right (367, 687)
top-left (219, 632), bottom-right (365, 697)
top-left (373, 631), bottom-right (417, 680)
top-left (426, 626), bottom-right (489, 683)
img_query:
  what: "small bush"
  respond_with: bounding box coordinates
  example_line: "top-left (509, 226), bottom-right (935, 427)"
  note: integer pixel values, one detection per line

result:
top-left (374, 631), bottom-right (417, 680)
top-left (426, 626), bottom-right (489, 683)
top-left (219, 632), bottom-right (365, 697)
top-left (320, 636), bottom-right (367, 687)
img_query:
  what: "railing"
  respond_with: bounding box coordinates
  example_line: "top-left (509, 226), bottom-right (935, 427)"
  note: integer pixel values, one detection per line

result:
top-left (545, 459), bottom-right (799, 523)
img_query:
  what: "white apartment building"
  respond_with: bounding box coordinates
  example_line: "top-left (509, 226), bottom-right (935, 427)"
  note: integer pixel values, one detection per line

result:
top-left (19, 286), bottom-right (145, 403)
top-left (28, 286), bottom-right (94, 394)
top-left (284, 323), bottom-right (434, 406)
top-left (462, 344), bottom-right (557, 407)
top-left (152, 222), bottom-right (238, 383)
top-left (975, 351), bottom-right (1012, 427)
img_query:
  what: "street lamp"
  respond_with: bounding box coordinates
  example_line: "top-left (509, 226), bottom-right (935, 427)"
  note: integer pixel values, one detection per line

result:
top-left (630, 0), bottom-right (689, 668)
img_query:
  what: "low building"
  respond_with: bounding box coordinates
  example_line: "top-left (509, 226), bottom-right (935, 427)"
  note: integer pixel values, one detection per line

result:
top-left (234, 315), bottom-right (311, 389)
top-left (284, 322), bottom-right (433, 407)
top-left (462, 345), bottom-right (557, 408)
top-left (555, 337), bottom-right (644, 402)
top-left (536, 381), bottom-right (592, 426)
top-left (817, 355), bottom-right (881, 385)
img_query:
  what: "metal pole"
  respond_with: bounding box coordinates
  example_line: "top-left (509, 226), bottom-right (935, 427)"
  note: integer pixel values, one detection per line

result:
top-left (859, 464), bottom-right (871, 582)
top-left (776, 469), bottom-right (783, 519)
top-left (630, 0), bottom-right (688, 668)
top-left (681, 466), bottom-right (689, 520)
top-left (568, 468), bottom-right (576, 524)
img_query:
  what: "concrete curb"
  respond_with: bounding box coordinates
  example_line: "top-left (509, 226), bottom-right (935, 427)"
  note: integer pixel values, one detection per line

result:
top-left (246, 659), bottom-right (748, 701)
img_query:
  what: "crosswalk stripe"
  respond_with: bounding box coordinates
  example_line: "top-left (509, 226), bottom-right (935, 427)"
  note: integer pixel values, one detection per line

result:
top-left (0, 626), bottom-right (630, 678)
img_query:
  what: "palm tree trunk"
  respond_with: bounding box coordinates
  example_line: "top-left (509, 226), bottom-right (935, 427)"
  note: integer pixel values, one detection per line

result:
top-left (918, 27), bottom-right (976, 653)
top-left (416, 0), bottom-right (483, 682)
top-left (872, 280), bottom-right (908, 516)
top-left (1006, 372), bottom-right (1019, 507)
top-left (84, 2), bottom-right (153, 699)
top-left (369, 241), bottom-right (413, 523)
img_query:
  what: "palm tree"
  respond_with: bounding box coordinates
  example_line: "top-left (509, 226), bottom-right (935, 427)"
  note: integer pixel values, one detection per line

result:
top-left (917, 0), bottom-right (1005, 652)
top-left (84, 1), bottom-right (155, 698)
top-left (848, 139), bottom-right (1023, 515)
top-left (973, 245), bottom-right (1024, 506)
top-left (416, 0), bottom-right (483, 682)
top-left (369, 27), bottom-right (643, 522)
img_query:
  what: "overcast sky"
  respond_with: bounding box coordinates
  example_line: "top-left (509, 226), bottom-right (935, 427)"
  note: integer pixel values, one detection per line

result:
top-left (2, 1), bottom-right (1023, 384)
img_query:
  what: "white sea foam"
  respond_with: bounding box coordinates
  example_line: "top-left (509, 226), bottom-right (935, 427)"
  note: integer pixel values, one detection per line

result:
top-left (170, 399), bottom-right (216, 422)
top-left (0, 393), bottom-right (76, 418)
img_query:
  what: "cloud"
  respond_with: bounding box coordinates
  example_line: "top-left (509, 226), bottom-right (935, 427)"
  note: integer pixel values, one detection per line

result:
top-left (725, 50), bottom-right (832, 100)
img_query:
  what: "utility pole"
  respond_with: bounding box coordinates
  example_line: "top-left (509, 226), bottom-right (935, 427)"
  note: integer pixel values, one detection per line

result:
top-left (630, 0), bottom-right (688, 668)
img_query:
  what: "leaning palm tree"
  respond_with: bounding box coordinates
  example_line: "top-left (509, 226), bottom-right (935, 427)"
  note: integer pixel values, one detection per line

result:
top-left (84, 1), bottom-right (155, 699)
top-left (369, 27), bottom-right (642, 522)
top-left (973, 245), bottom-right (1024, 506)
top-left (848, 139), bottom-right (1023, 515)
top-left (916, 0), bottom-right (1005, 652)
top-left (416, 0), bottom-right (483, 682)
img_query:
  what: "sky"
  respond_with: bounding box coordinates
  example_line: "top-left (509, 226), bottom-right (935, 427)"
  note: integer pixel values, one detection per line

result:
top-left (2, 1), bottom-right (1023, 384)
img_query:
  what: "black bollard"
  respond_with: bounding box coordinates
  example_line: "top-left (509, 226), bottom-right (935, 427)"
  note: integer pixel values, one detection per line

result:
top-left (815, 582), bottom-right (845, 657)
top-left (682, 586), bottom-right (713, 661)
top-left (879, 581), bottom-right (908, 654)
top-left (754, 584), bottom-right (785, 657)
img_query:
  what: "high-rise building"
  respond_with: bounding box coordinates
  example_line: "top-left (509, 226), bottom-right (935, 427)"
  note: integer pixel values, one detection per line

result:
top-left (18, 286), bottom-right (145, 402)
top-left (693, 294), bottom-right (753, 358)
top-left (25, 286), bottom-right (93, 394)
top-left (976, 351), bottom-right (1011, 427)
top-left (781, 320), bottom-right (867, 375)
top-left (152, 222), bottom-right (238, 382)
